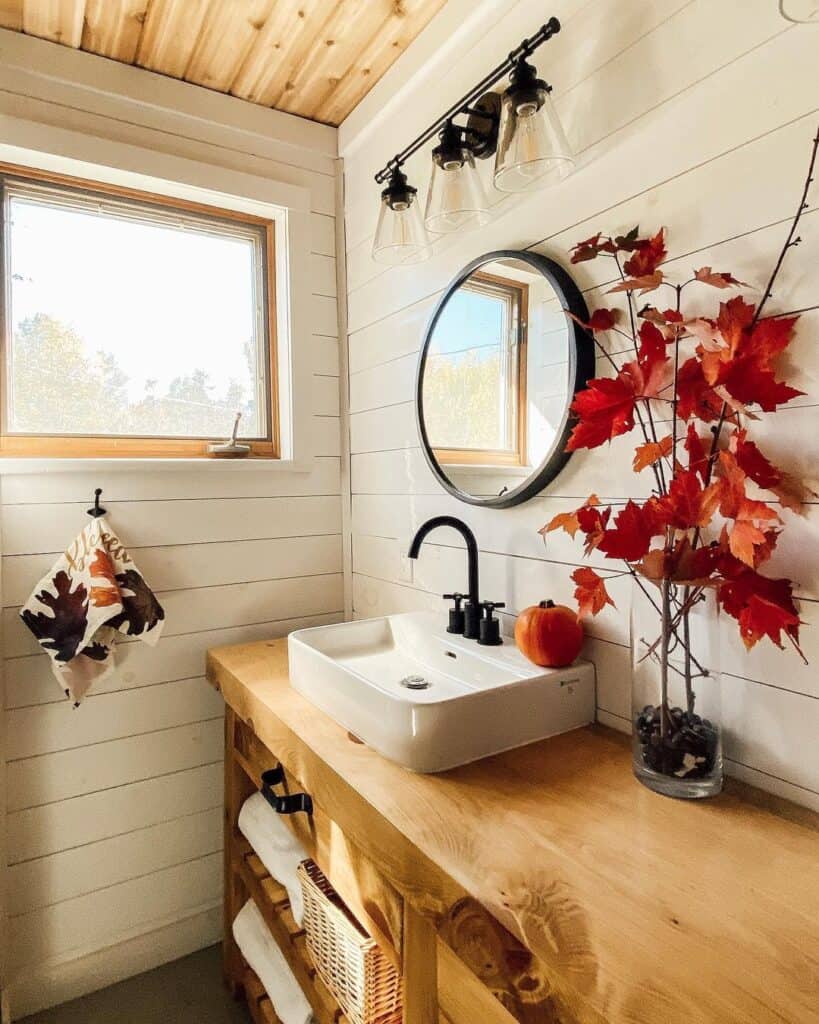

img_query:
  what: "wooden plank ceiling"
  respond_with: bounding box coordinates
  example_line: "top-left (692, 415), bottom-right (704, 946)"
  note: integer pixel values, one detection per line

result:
top-left (0, 0), bottom-right (449, 125)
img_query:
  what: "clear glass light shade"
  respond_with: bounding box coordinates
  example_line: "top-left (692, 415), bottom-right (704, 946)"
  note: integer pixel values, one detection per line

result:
top-left (424, 149), bottom-right (491, 233)
top-left (493, 91), bottom-right (574, 193)
top-left (371, 193), bottom-right (431, 265)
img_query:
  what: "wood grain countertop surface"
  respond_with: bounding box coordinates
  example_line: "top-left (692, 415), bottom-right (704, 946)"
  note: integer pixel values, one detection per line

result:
top-left (207, 638), bottom-right (819, 1024)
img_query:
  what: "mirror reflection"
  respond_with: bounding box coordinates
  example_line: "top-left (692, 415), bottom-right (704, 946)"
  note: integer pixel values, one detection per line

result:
top-left (420, 255), bottom-right (574, 504)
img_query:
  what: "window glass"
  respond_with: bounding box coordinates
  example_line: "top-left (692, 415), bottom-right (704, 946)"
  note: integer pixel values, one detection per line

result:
top-left (424, 274), bottom-right (522, 455)
top-left (3, 176), bottom-right (271, 444)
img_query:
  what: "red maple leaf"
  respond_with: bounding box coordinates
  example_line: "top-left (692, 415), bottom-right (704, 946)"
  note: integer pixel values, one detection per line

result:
top-left (657, 470), bottom-right (721, 530)
top-left (570, 233), bottom-right (603, 263)
top-left (698, 301), bottom-right (804, 412)
top-left (608, 271), bottom-right (664, 295)
top-left (675, 357), bottom-right (724, 421)
top-left (572, 567), bottom-right (616, 617)
top-left (540, 494), bottom-right (600, 539)
top-left (566, 376), bottom-right (637, 451)
top-left (623, 228), bottom-right (666, 277)
top-left (693, 267), bottom-right (748, 289)
top-left (565, 308), bottom-right (620, 332)
top-left (684, 424), bottom-right (710, 483)
top-left (717, 357), bottom-right (804, 412)
top-left (639, 306), bottom-right (684, 325)
top-left (597, 499), bottom-right (667, 562)
top-left (715, 295), bottom-right (756, 359)
top-left (637, 537), bottom-right (722, 585)
top-left (633, 434), bottom-right (673, 473)
top-left (620, 321), bottom-right (671, 398)
top-left (716, 451), bottom-right (781, 566)
top-left (717, 568), bottom-right (804, 655)
top-left (577, 502), bottom-right (612, 555)
top-left (730, 428), bottom-right (813, 512)
top-left (638, 306), bottom-right (685, 339)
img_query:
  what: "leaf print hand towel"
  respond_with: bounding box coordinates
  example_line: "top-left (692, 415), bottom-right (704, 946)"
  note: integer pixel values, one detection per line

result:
top-left (21, 516), bottom-right (164, 704)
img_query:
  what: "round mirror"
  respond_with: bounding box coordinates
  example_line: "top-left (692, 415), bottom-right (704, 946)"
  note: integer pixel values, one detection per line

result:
top-left (416, 250), bottom-right (595, 508)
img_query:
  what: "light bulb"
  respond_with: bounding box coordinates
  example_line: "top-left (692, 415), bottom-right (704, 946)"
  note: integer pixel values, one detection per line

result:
top-left (424, 122), bottom-right (491, 233)
top-left (371, 167), bottom-right (431, 265)
top-left (494, 58), bottom-right (574, 194)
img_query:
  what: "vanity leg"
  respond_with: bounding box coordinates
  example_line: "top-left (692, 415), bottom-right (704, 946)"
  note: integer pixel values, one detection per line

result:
top-left (403, 904), bottom-right (439, 1024)
top-left (223, 707), bottom-right (245, 998)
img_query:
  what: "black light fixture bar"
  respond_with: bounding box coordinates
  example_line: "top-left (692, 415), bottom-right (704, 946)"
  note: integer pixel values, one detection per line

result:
top-left (373, 17), bottom-right (562, 185)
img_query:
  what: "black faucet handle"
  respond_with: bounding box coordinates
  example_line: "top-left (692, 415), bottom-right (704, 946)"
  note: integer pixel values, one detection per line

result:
top-left (478, 601), bottom-right (505, 646)
top-left (443, 593), bottom-right (468, 635)
top-left (481, 601), bottom-right (506, 616)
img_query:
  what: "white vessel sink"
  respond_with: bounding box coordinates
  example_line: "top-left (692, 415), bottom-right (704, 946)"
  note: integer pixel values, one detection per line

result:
top-left (288, 612), bottom-right (595, 773)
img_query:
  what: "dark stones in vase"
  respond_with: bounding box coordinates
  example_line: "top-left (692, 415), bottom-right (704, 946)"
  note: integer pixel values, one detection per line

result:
top-left (635, 704), bottom-right (718, 779)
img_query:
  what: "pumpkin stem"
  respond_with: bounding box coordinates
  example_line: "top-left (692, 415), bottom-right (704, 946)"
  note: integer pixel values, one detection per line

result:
top-left (539, 600), bottom-right (556, 609)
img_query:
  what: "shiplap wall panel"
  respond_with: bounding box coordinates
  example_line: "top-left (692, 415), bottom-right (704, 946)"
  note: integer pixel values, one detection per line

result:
top-left (3, 574), bottom-right (345, 659)
top-left (6, 676), bottom-right (223, 759)
top-left (0, 29), bottom-right (343, 1018)
top-left (4, 611), bottom-right (343, 711)
top-left (341, 0), bottom-right (819, 811)
top-left (10, 852), bottom-right (222, 969)
top-left (8, 807), bottom-right (223, 916)
top-left (0, 458), bottom-right (341, 504)
top-left (7, 718), bottom-right (224, 812)
top-left (8, 762), bottom-right (223, 864)
top-left (2, 533), bottom-right (343, 607)
top-left (1, 495), bottom-right (341, 555)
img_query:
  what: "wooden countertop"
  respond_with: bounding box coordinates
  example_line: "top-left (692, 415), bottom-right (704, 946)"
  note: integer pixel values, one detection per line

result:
top-left (207, 638), bottom-right (819, 1024)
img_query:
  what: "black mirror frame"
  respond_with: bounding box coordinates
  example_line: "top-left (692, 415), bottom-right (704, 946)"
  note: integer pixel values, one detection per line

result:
top-left (416, 249), bottom-right (595, 509)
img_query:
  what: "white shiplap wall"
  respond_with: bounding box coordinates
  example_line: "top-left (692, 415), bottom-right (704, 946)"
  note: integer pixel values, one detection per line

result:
top-left (340, 0), bottom-right (819, 810)
top-left (0, 33), bottom-right (343, 1020)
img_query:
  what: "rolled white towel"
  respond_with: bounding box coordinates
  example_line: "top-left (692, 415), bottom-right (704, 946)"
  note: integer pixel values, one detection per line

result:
top-left (238, 791), bottom-right (307, 925)
top-left (233, 899), bottom-right (314, 1024)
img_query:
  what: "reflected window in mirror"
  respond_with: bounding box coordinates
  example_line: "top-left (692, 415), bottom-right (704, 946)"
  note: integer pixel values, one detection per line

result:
top-left (417, 250), bottom-right (594, 508)
top-left (425, 270), bottom-right (528, 468)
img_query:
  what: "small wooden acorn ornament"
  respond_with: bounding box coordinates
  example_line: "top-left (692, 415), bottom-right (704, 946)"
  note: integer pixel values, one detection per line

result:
top-left (514, 599), bottom-right (583, 668)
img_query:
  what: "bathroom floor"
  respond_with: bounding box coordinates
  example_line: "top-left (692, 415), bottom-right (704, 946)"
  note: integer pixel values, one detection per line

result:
top-left (20, 946), bottom-right (251, 1024)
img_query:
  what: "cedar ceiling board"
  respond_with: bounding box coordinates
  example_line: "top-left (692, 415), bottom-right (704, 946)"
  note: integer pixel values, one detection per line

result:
top-left (82, 0), bottom-right (149, 62)
top-left (0, 1), bottom-right (23, 30)
top-left (183, 0), bottom-right (277, 93)
top-left (312, 0), bottom-right (448, 124)
top-left (229, 0), bottom-right (334, 108)
top-left (135, 0), bottom-right (210, 76)
top-left (5, 0), bottom-right (450, 125)
top-left (274, 0), bottom-right (386, 116)
top-left (23, 0), bottom-right (85, 47)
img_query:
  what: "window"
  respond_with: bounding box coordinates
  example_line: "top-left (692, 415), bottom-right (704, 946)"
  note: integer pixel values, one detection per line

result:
top-left (0, 164), bottom-right (278, 458)
top-left (425, 270), bottom-right (527, 466)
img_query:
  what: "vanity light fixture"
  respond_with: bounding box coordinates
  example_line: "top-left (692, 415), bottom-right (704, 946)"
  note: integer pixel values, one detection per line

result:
top-left (424, 120), bottom-right (492, 233)
top-left (372, 18), bottom-right (569, 264)
top-left (493, 56), bottom-right (574, 192)
top-left (371, 165), bottom-right (431, 265)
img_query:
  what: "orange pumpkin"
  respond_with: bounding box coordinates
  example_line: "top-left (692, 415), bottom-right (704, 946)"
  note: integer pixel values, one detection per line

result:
top-left (514, 600), bottom-right (583, 668)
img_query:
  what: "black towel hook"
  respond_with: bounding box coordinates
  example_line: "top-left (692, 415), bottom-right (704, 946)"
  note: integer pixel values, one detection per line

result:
top-left (87, 488), bottom-right (107, 518)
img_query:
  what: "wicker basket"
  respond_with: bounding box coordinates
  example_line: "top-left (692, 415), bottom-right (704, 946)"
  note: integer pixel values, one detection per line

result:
top-left (297, 860), bottom-right (403, 1024)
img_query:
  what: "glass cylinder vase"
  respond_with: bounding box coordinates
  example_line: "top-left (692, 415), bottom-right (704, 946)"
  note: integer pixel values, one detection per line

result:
top-left (630, 578), bottom-right (723, 799)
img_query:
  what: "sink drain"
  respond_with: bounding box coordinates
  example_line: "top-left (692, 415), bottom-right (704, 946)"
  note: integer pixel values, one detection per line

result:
top-left (400, 674), bottom-right (431, 690)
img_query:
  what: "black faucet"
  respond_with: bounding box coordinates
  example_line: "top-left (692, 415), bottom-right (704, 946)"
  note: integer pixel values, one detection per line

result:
top-left (408, 515), bottom-right (482, 639)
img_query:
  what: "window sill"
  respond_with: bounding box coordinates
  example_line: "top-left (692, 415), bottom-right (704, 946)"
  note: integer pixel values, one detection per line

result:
top-left (0, 456), bottom-right (315, 475)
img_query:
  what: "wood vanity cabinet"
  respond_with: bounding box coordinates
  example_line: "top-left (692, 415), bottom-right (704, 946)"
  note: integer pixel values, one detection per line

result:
top-left (209, 639), bottom-right (819, 1024)
top-left (223, 710), bottom-right (517, 1024)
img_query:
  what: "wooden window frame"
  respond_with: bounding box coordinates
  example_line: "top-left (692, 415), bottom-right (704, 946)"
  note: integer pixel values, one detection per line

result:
top-left (433, 270), bottom-right (528, 468)
top-left (0, 162), bottom-right (280, 459)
